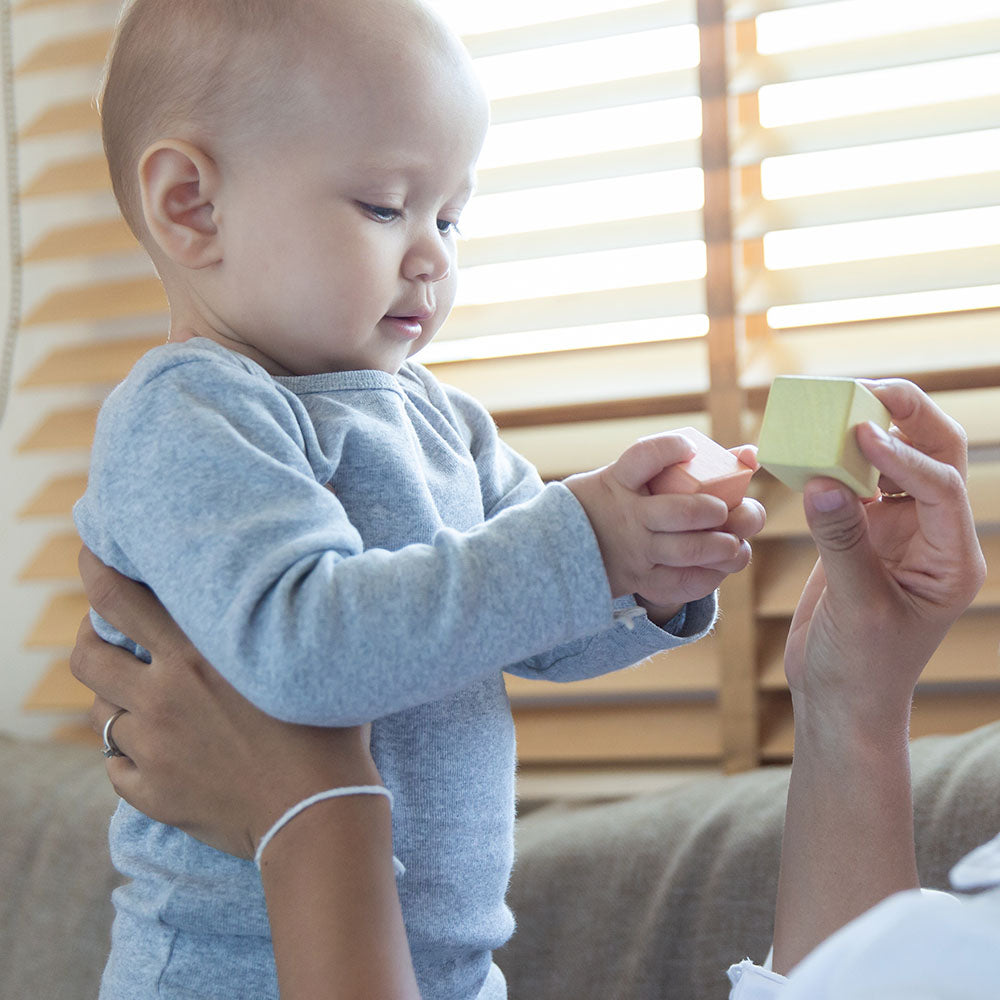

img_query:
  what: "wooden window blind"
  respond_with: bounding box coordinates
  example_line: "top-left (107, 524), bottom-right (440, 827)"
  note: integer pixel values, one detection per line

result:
top-left (2, 0), bottom-right (998, 775)
top-left (731, 0), bottom-right (1000, 769)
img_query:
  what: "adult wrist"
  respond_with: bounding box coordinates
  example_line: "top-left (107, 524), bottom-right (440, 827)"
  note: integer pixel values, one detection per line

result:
top-left (256, 785), bottom-right (394, 867)
top-left (790, 689), bottom-right (913, 762)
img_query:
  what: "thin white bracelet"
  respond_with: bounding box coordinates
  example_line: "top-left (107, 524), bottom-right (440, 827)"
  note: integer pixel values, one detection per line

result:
top-left (254, 785), bottom-right (393, 868)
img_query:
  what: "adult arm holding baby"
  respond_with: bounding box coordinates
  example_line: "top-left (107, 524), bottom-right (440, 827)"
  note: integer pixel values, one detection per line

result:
top-left (73, 547), bottom-right (421, 1000)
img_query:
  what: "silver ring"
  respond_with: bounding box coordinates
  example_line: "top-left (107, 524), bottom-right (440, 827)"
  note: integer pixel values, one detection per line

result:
top-left (101, 708), bottom-right (128, 759)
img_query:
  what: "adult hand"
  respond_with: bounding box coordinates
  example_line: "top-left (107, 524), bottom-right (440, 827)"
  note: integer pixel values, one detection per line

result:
top-left (71, 547), bottom-right (381, 859)
top-left (785, 379), bottom-right (986, 736)
top-left (772, 379), bottom-right (986, 975)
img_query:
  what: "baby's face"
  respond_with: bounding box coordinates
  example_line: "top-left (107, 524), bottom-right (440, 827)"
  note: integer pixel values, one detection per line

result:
top-left (207, 37), bottom-right (489, 376)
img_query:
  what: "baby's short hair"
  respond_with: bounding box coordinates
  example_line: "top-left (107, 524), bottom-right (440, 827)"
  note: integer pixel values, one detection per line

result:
top-left (99, 0), bottom-right (313, 237)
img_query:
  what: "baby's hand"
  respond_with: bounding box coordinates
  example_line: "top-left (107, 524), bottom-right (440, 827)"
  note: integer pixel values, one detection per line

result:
top-left (565, 433), bottom-right (765, 619)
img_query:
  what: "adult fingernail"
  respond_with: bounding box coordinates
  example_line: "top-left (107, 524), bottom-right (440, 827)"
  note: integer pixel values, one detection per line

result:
top-left (812, 488), bottom-right (846, 512)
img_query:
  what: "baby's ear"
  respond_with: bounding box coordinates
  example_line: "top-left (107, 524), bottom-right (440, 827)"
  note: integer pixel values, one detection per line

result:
top-left (138, 139), bottom-right (221, 269)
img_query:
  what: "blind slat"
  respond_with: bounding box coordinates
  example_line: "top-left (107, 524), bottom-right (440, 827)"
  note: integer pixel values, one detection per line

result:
top-left (22, 275), bottom-right (166, 325)
top-left (515, 700), bottom-right (722, 763)
top-left (440, 281), bottom-right (705, 340)
top-left (477, 141), bottom-right (702, 194)
top-left (507, 643), bottom-right (719, 701)
top-left (433, 338), bottom-right (708, 417)
top-left (742, 246), bottom-right (1000, 313)
top-left (21, 153), bottom-right (109, 196)
top-left (20, 334), bottom-right (161, 387)
top-left (21, 659), bottom-right (90, 713)
top-left (24, 591), bottom-right (88, 648)
top-left (19, 97), bottom-right (97, 138)
top-left (17, 405), bottom-right (97, 452)
top-left (729, 21), bottom-right (1000, 91)
top-left (738, 173), bottom-right (1000, 238)
top-left (734, 95), bottom-right (1000, 163)
top-left (489, 68), bottom-right (698, 124)
top-left (464, 2), bottom-right (695, 57)
top-left (501, 411), bottom-right (710, 479)
top-left (15, 29), bottom-right (111, 74)
top-left (24, 216), bottom-right (136, 261)
top-left (18, 531), bottom-right (80, 581)
top-left (18, 474), bottom-right (88, 517)
top-left (459, 212), bottom-right (704, 268)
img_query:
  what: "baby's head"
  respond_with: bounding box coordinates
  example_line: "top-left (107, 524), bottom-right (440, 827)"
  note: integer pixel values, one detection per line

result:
top-left (100, 0), bottom-right (489, 376)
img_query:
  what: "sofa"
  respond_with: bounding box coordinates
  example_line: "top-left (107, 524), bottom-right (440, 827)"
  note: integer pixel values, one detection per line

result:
top-left (3, 721), bottom-right (1000, 1000)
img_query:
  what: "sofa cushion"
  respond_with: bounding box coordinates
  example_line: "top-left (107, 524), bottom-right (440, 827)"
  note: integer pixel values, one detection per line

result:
top-left (499, 720), bottom-right (1000, 1000)
top-left (3, 721), bottom-right (999, 1000)
top-left (0, 734), bottom-right (122, 1000)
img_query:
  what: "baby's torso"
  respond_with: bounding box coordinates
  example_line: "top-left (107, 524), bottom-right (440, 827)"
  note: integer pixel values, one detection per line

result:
top-left (291, 364), bottom-right (489, 542)
top-left (99, 351), bottom-right (519, 1000)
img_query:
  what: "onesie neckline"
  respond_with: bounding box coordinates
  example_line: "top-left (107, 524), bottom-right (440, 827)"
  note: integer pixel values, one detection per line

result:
top-left (273, 368), bottom-right (404, 395)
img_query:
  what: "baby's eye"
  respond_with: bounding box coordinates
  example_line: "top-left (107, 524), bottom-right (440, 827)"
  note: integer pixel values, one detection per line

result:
top-left (360, 203), bottom-right (400, 223)
top-left (437, 218), bottom-right (462, 236)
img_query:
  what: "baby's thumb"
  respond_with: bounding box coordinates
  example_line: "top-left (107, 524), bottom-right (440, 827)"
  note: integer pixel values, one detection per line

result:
top-left (802, 478), bottom-right (881, 598)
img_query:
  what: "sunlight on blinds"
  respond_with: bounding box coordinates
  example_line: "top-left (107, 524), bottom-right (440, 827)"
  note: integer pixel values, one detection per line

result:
top-left (433, 0), bottom-right (662, 35)
top-left (756, 0), bottom-right (999, 52)
top-left (736, 0), bottom-right (1000, 340)
top-left (478, 99), bottom-right (702, 170)
top-left (460, 243), bottom-right (706, 301)
top-left (422, 0), bottom-right (707, 365)
top-left (461, 168), bottom-right (704, 236)
top-left (764, 208), bottom-right (1000, 269)
top-left (759, 53), bottom-right (1000, 126)
top-left (761, 130), bottom-right (1000, 197)
top-left (473, 25), bottom-right (699, 97)
top-left (767, 286), bottom-right (1000, 330)
top-left (430, 316), bottom-right (710, 363)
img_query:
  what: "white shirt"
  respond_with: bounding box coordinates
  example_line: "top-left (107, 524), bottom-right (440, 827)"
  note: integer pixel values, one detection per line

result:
top-left (728, 832), bottom-right (1000, 1000)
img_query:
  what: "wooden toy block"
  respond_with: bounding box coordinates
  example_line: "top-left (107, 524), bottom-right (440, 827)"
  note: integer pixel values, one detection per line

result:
top-left (647, 426), bottom-right (755, 509)
top-left (756, 376), bottom-right (891, 496)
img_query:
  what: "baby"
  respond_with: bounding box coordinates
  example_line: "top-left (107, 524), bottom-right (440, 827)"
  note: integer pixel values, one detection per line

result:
top-left (74, 1), bottom-right (763, 997)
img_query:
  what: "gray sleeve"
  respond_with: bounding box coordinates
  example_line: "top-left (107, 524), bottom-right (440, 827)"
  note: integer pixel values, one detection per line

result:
top-left (75, 354), bottom-right (622, 725)
top-left (442, 380), bottom-right (719, 683)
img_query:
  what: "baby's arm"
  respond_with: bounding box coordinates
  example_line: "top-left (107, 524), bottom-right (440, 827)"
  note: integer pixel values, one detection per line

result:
top-left (76, 352), bottom-right (626, 722)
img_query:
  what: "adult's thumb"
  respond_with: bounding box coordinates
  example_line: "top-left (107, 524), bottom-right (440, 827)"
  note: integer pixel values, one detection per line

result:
top-left (802, 478), bottom-right (881, 597)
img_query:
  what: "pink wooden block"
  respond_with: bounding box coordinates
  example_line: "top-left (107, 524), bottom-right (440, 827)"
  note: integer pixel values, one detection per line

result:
top-left (647, 427), bottom-right (755, 509)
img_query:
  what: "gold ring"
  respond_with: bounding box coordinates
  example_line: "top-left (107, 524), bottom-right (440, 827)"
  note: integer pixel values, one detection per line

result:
top-left (879, 488), bottom-right (913, 501)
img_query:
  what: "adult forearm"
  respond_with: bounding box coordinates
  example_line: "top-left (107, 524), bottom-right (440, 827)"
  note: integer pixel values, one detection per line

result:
top-left (771, 704), bottom-right (918, 975)
top-left (260, 796), bottom-right (420, 999)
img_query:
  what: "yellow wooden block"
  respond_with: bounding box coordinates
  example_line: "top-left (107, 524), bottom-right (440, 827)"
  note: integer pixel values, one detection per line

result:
top-left (757, 376), bottom-right (891, 497)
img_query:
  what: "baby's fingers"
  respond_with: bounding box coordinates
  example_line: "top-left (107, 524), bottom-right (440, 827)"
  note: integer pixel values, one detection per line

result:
top-left (640, 492), bottom-right (729, 532)
top-left (649, 528), bottom-right (746, 570)
top-left (611, 433), bottom-right (697, 491)
top-left (724, 496), bottom-right (766, 540)
top-left (638, 565), bottom-right (729, 608)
